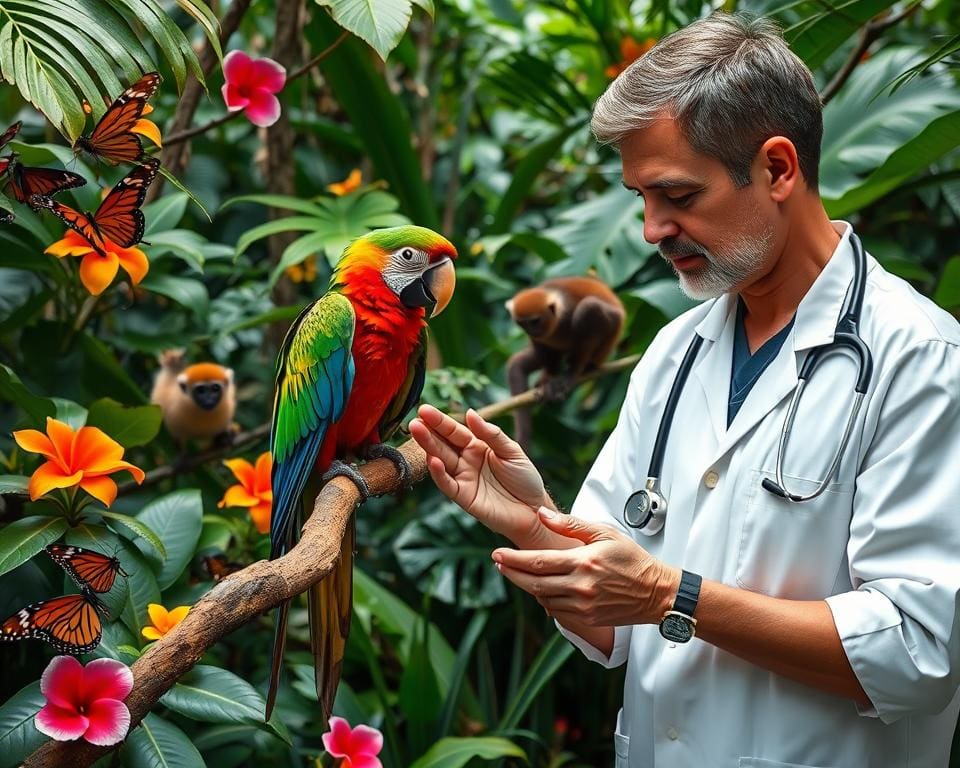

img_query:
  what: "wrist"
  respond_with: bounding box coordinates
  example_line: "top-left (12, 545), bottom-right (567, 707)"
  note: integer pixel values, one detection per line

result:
top-left (654, 564), bottom-right (682, 623)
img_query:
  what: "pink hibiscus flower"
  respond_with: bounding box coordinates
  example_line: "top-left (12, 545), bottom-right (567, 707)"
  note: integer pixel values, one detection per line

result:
top-left (221, 50), bottom-right (287, 127)
top-left (321, 716), bottom-right (383, 768)
top-left (35, 655), bottom-right (134, 746)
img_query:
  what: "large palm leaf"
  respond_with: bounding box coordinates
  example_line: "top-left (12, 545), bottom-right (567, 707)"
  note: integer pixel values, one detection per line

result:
top-left (0, 0), bottom-right (219, 142)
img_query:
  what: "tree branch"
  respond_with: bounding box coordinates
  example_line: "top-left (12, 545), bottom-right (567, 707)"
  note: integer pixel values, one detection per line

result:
top-left (23, 353), bottom-right (641, 767)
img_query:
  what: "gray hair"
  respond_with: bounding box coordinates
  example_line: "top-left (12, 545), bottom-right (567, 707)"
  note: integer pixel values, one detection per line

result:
top-left (591, 12), bottom-right (822, 189)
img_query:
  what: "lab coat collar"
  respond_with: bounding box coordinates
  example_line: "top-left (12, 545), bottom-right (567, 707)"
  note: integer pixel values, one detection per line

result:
top-left (691, 220), bottom-right (857, 450)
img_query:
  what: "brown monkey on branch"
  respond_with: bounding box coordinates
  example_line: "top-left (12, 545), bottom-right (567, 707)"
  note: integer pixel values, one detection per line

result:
top-left (505, 275), bottom-right (625, 449)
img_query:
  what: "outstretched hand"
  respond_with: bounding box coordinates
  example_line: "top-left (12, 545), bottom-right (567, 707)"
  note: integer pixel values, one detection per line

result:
top-left (409, 404), bottom-right (550, 547)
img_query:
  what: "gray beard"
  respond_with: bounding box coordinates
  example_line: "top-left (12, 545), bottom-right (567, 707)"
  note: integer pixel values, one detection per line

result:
top-left (661, 227), bottom-right (774, 300)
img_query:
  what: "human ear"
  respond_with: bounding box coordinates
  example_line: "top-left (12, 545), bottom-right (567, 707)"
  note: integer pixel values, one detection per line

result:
top-left (758, 136), bottom-right (799, 202)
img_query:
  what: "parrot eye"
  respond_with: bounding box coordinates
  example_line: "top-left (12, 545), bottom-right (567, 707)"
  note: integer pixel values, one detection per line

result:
top-left (401, 248), bottom-right (414, 260)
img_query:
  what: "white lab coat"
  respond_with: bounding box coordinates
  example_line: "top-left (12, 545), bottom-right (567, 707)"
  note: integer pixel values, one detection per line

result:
top-left (561, 223), bottom-right (960, 767)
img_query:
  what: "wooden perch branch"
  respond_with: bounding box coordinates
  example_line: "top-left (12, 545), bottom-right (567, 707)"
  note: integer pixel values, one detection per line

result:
top-left (23, 353), bottom-right (642, 767)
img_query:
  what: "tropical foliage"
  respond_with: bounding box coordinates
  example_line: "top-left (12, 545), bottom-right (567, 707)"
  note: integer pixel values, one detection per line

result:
top-left (0, 0), bottom-right (958, 766)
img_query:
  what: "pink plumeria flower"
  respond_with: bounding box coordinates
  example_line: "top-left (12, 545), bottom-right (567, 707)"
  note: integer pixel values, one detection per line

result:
top-left (221, 50), bottom-right (286, 127)
top-left (321, 716), bottom-right (384, 768)
top-left (35, 655), bottom-right (134, 746)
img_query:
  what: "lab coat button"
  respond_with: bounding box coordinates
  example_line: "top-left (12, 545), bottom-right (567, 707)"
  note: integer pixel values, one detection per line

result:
top-left (666, 726), bottom-right (680, 740)
top-left (704, 470), bottom-right (719, 488)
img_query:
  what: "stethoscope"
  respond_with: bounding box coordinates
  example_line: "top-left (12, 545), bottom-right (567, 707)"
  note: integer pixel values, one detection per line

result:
top-left (623, 232), bottom-right (873, 535)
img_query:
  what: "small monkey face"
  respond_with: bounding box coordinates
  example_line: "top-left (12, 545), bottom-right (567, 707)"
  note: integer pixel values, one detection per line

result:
top-left (182, 381), bottom-right (224, 411)
top-left (516, 315), bottom-right (547, 337)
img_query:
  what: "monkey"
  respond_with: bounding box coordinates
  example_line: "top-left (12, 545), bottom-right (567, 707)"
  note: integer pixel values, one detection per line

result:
top-left (505, 276), bottom-right (625, 449)
top-left (150, 349), bottom-right (237, 450)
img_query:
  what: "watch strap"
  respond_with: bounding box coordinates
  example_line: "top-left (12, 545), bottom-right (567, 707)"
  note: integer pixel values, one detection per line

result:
top-left (672, 570), bottom-right (701, 618)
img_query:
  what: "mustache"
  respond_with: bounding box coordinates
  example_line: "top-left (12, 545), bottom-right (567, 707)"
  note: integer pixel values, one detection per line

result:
top-left (659, 238), bottom-right (707, 259)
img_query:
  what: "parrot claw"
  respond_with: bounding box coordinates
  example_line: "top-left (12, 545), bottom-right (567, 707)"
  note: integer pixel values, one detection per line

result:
top-left (365, 444), bottom-right (413, 489)
top-left (321, 459), bottom-right (371, 501)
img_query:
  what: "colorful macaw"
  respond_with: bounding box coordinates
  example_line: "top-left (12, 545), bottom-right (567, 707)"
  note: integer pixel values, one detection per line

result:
top-left (266, 225), bottom-right (457, 721)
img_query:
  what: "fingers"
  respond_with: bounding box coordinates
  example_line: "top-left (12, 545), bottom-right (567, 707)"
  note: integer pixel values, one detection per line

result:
top-left (535, 507), bottom-right (614, 545)
top-left (496, 561), bottom-right (575, 598)
top-left (409, 417), bottom-right (462, 475)
top-left (415, 404), bottom-right (474, 449)
top-left (492, 546), bottom-right (578, 576)
top-left (464, 408), bottom-right (526, 460)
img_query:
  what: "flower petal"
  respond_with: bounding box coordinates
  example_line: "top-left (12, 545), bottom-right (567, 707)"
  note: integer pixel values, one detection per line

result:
top-left (322, 716), bottom-right (353, 756)
top-left (78, 252), bottom-right (119, 296)
top-left (45, 418), bottom-right (77, 468)
top-left (253, 451), bottom-right (273, 494)
top-left (222, 83), bottom-right (250, 111)
top-left (40, 655), bottom-right (84, 708)
top-left (116, 245), bottom-right (150, 286)
top-left (349, 724), bottom-right (384, 756)
top-left (351, 756), bottom-right (383, 768)
top-left (82, 698), bottom-right (130, 746)
top-left (167, 606), bottom-right (190, 626)
top-left (46, 231), bottom-right (95, 258)
top-left (141, 626), bottom-right (163, 640)
top-left (29, 462), bottom-right (83, 501)
top-left (146, 603), bottom-right (169, 631)
top-left (243, 90), bottom-right (281, 128)
top-left (223, 50), bottom-right (253, 83)
top-left (132, 118), bottom-right (162, 148)
top-left (72, 426), bottom-right (124, 473)
top-left (223, 458), bottom-right (255, 489)
top-left (79, 475), bottom-right (118, 507)
top-left (249, 501), bottom-right (271, 534)
top-left (219, 484), bottom-right (259, 509)
top-left (12, 428), bottom-right (57, 461)
top-left (82, 658), bottom-right (134, 701)
top-left (248, 58), bottom-right (286, 93)
top-left (35, 703), bottom-right (89, 742)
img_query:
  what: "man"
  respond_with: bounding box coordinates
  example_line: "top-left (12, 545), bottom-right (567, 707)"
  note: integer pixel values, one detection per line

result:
top-left (410, 12), bottom-right (960, 768)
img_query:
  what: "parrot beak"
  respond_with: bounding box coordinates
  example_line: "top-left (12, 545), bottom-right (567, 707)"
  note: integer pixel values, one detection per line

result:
top-left (400, 257), bottom-right (456, 317)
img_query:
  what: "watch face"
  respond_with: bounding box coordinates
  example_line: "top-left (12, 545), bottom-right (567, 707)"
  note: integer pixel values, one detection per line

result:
top-left (659, 613), bottom-right (694, 643)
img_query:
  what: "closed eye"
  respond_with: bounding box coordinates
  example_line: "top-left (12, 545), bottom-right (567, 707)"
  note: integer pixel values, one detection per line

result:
top-left (666, 192), bottom-right (697, 208)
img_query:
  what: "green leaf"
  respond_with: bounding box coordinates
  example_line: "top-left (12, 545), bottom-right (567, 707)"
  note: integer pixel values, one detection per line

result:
top-left (52, 397), bottom-right (87, 429)
top-left (0, 363), bottom-right (55, 426)
top-left (0, 516), bottom-right (68, 578)
top-left (0, 681), bottom-right (45, 768)
top-left (99, 510), bottom-right (166, 561)
top-left (409, 737), bottom-right (527, 768)
top-left (782, 0), bottom-right (898, 70)
top-left (113, 539), bottom-right (161, 639)
top-left (86, 398), bottom-right (163, 448)
top-left (437, 610), bottom-right (488, 737)
top-left (121, 713), bottom-right (206, 768)
top-left (144, 193), bottom-right (190, 234)
top-left (140, 273), bottom-right (210, 315)
top-left (316, 0), bottom-right (420, 61)
top-left (497, 632), bottom-right (574, 731)
top-left (0, 475), bottom-right (30, 495)
top-left (134, 490), bottom-right (203, 590)
top-left (157, 166), bottom-right (212, 222)
top-left (934, 256), bottom-right (960, 311)
top-left (160, 665), bottom-right (267, 726)
top-left (78, 332), bottom-right (148, 404)
top-left (399, 613), bottom-right (444, 756)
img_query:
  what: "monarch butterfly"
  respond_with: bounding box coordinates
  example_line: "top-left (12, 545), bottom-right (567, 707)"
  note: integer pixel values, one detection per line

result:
top-left (0, 120), bottom-right (22, 172)
top-left (0, 120), bottom-right (86, 211)
top-left (45, 543), bottom-right (127, 594)
top-left (74, 72), bottom-right (161, 165)
top-left (0, 589), bottom-right (105, 654)
top-left (31, 157), bottom-right (159, 256)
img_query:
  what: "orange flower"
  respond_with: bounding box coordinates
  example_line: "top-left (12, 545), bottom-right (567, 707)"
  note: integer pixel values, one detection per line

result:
top-left (327, 168), bottom-right (362, 196)
top-left (132, 104), bottom-right (162, 148)
top-left (604, 36), bottom-right (657, 78)
top-left (141, 603), bottom-right (190, 640)
top-left (12, 417), bottom-right (145, 507)
top-left (45, 229), bottom-right (149, 296)
top-left (286, 254), bottom-right (318, 283)
top-left (218, 451), bottom-right (272, 534)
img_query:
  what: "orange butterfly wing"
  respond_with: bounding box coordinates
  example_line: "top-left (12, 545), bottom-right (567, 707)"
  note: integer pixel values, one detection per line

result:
top-left (0, 591), bottom-right (104, 654)
top-left (32, 158), bottom-right (159, 254)
top-left (6, 163), bottom-right (86, 205)
top-left (46, 543), bottom-right (126, 594)
top-left (75, 72), bottom-right (161, 164)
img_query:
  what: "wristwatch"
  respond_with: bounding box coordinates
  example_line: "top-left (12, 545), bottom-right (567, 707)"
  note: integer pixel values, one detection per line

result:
top-left (659, 570), bottom-right (702, 643)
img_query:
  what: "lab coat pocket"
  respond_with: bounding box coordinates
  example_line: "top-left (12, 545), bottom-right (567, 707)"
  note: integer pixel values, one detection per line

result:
top-left (736, 470), bottom-right (853, 600)
top-left (739, 759), bottom-right (834, 768)
top-left (613, 707), bottom-right (629, 768)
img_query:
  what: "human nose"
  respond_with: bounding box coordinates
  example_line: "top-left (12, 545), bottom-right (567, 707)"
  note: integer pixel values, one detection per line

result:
top-left (642, 200), bottom-right (680, 244)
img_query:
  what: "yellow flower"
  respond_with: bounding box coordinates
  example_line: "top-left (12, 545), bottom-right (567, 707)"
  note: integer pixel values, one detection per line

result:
top-left (12, 417), bottom-right (144, 506)
top-left (45, 230), bottom-right (149, 296)
top-left (218, 451), bottom-right (273, 534)
top-left (327, 168), bottom-right (362, 196)
top-left (286, 254), bottom-right (318, 284)
top-left (141, 603), bottom-right (190, 640)
top-left (131, 104), bottom-right (162, 148)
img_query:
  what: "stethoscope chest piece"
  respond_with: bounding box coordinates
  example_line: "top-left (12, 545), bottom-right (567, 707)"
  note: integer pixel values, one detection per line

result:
top-left (624, 478), bottom-right (666, 535)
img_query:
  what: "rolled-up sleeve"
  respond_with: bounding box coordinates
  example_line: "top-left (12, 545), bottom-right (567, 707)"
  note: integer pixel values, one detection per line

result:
top-left (826, 339), bottom-right (960, 723)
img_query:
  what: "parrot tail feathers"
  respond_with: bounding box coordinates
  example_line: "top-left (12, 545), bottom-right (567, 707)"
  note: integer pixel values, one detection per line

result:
top-left (308, 516), bottom-right (355, 726)
top-left (264, 599), bottom-right (291, 721)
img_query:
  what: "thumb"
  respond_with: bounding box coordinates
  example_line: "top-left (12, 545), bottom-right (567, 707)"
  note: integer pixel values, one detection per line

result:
top-left (536, 506), bottom-right (609, 543)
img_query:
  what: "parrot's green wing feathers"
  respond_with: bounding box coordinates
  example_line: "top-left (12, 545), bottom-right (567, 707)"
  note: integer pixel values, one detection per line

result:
top-left (378, 326), bottom-right (428, 442)
top-left (270, 292), bottom-right (355, 557)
